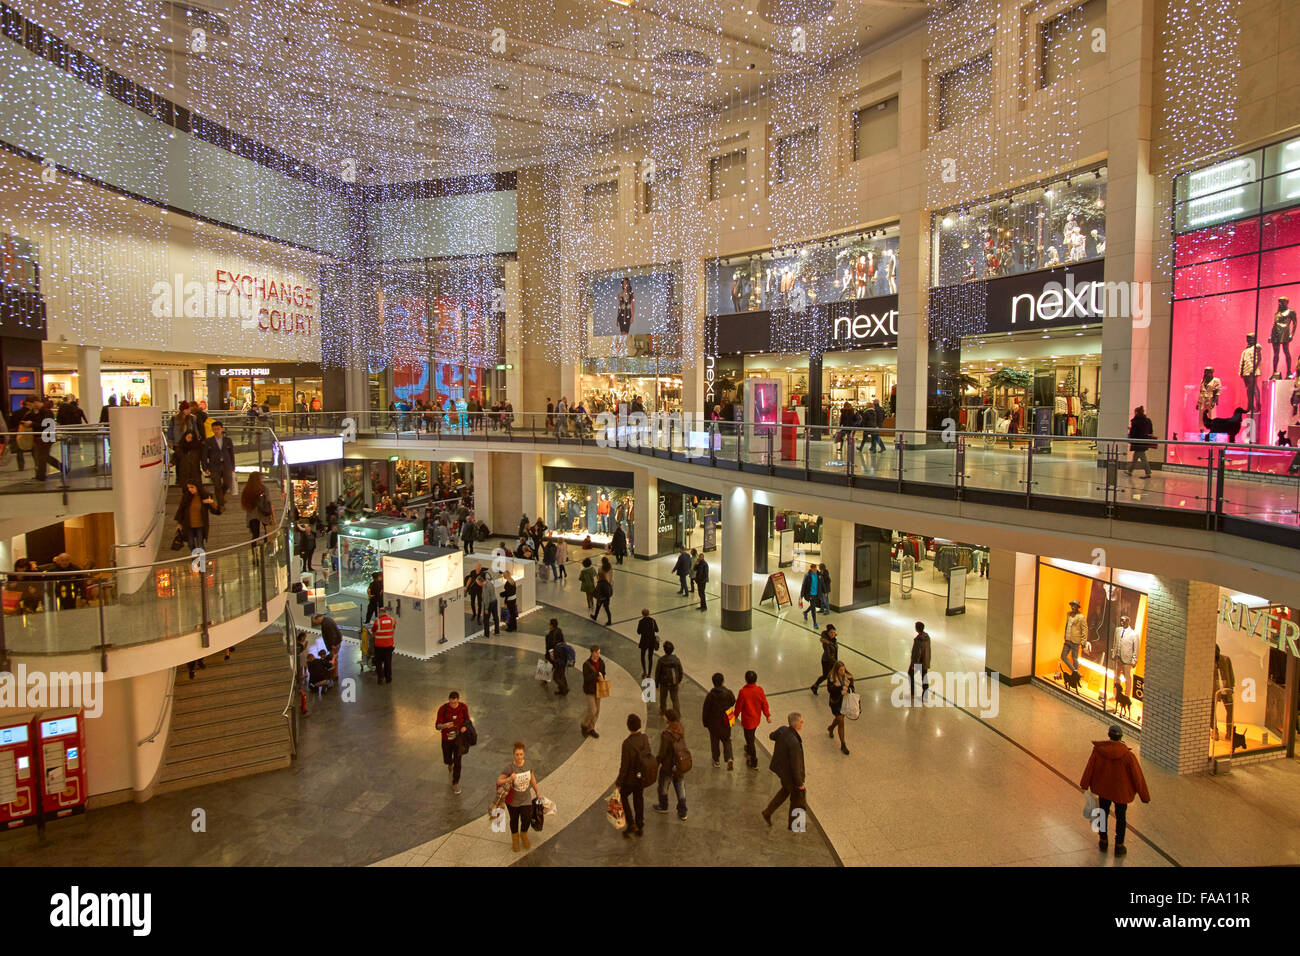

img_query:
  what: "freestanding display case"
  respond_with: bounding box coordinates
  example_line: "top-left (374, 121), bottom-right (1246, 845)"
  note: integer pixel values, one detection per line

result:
top-left (337, 516), bottom-right (424, 597)
top-left (381, 545), bottom-right (467, 658)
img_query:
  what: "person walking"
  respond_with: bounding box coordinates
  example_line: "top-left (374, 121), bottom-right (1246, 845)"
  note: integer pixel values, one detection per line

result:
top-left (580, 646), bottom-right (606, 738)
top-left (372, 605), bottom-right (396, 684)
top-left (811, 624), bottom-right (838, 694)
top-left (672, 547), bottom-right (692, 595)
top-left (579, 557), bottom-right (597, 612)
top-left (908, 621), bottom-right (932, 700)
top-left (461, 515), bottom-right (477, 554)
top-left (497, 742), bottom-right (541, 852)
top-left (203, 421), bottom-right (236, 513)
top-left (545, 621), bottom-right (572, 695)
top-left (1126, 405), bottom-right (1155, 478)
top-left (687, 548), bottom-right (699, 594)
top-left (464, 564), bottom-right (483, 619)
top-left (693, 552), bottom-right (709, 611)
top-left (502, 571), bottom-right (519, 631)
top-left (555, 537), bottom-right (568, 580)
top-left (297, 523), bottom-right (317, 573)
top-left (615, 713), bottom-right (652, 838)
top-left (636, 608), bottom-right (659, 679)
top-left (761, 712), bottom-right (807, 830)
top-left (735, 670), bottom-right (772, 770)
top-left (826, 661), bottom-right (855, 755)
top-left (817, 563), bottom-right (832, 616)
top-left (174, 481), bottom-right (219, 551)
top-left (480, 571), bottom-right (501, 636)
top-left (364, 572), bottom-right (383, 626)
top-left (435, 691), bottom-right (470, 794)
top-left (701, 672), bottom-right (737, 770)
top-left (1079, 725), bottom-right (1151, 856)
top-left (542, 537), bottom-right (559, 581)
top-left (240, 471), bottom-right (275, 541)
top-left (174, 429), bottom-right (204, 490)
top-left (611, 524), bottom-right (628, 565)
top-left (800, 567), bottom-right (821, 627)
top-left (591, 569), bottom-right (613, 625)
top-left (654, 641), bottom-right (683, 720)
top-left (654, 708), bottom-right (690, 820)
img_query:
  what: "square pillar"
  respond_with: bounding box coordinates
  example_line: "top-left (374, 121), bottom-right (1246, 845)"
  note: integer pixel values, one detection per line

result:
top-left (1142, 577), bottom-right (1218, 774)
top-left (77, 346), bottom-right (101, 421)
top-left (632, 465), bottom-right (658, 558)
top-left (985, 550), bottom-right (1037, 683)
top-left (472, 451), bottom-right (493, 534)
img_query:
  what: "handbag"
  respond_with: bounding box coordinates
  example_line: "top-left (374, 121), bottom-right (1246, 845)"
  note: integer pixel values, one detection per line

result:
top-left (1083, 790), bottom-right (1099, 821)
top-left (534, 658), bottom-right (552, 682)
top-left (530, 797), bottom-right (546, 832)
top-left (842, 691), bottom-right (862, 720)
top-left (170, 529), bottom-right (185, 551)
top-left (595, 677), bottom-right (611, 699)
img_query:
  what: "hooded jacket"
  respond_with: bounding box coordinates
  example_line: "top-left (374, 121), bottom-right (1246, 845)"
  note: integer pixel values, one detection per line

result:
top-left (657, 721), bottom-right (687, 770)
top-left (673, 551), bottom-right (693, 575)
top-left (1080, 739), bottom-right (1151, 805)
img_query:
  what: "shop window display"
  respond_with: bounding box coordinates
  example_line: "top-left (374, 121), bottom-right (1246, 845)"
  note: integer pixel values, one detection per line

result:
top-left (707, 225), bottom-right (900, 316)
top-left (545, 483), bottom-right (633, 545)
top-left (1212, 592), bottom-right (1295, 757)
top-left (1168, 134), bottom-right (1300, 471)
top-left (1033, 560), bottom-right (1148, 726)
top-left (931, 167), bottom-right (1106, 288)
top-left (336, 517), bottom-right (424, 596)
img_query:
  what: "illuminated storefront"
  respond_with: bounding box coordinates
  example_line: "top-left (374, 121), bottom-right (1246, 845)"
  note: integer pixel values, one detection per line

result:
top-left (706, 225), bottom-right (901, 428)
top-left (1168, 133), bottom-right (1300, 474)
top-left (928, 166), bottom-right (1108, 431)
top-left (581, 264), bottom-right (683, 414)
top-left (1033, 557), bottom-right (1149, 727)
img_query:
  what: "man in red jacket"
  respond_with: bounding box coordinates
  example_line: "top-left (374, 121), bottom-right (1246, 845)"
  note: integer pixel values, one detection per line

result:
top-left (372, 606), bottom-right (396, 685)
top-left (1079, 725), bottom-right (1151, 856)
top-left (735, 670), bottom-right (771, 770)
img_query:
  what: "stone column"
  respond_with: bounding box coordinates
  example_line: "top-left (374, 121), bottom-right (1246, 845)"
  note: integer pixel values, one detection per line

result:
top-left (77, 345), bottom-right (101, 421)
top-left (720, 483), bottom-right (754, 630)
top-left (632, 465), bottom-right (657, 559)
top-left (1141, 576), bottom-right (1217, 774)
top-left (472, 451), bottom-right (493, 534)
top-left (820, 518), bottom-right (855, 611)
top-left (984, 550), bottom-right (1037, 683)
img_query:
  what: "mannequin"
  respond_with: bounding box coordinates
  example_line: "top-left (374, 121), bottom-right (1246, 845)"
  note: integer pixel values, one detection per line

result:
top-left (1065, 213), bottom-right (1087, 262)
top-left (885, 249), bottom-right (898, 294)
top-left (1109, 614), bottom-right (1140, 697)
top-left (1043, 245), bottom-right (1061, 267)
top-left (730, 271), bottom-right (746, 312)
top-left (1195, 366), bottom-right (1221, 432)
top-left (1060, 599), bottom-right (1090, 680)
top-left (616, 278), bottom-right (634, 336)
top-left (1090, 228), bottom-right (1105, 256)
top-left (854, 255), bottom-right (868, 299)
top-left (1211, 643), bottom-right (1234, 743)
top-left (1270, 296), bottom-right (1297, 379)
top-left (1240, 333), bottom-right (1263, 413)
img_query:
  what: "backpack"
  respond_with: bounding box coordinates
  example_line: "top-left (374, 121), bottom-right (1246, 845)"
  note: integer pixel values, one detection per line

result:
top-left (669, 731), bottom-right (693, 775)
top-left (563, 643), bottom-right (576, 665)
top-left (257, 492), bottom-right (273, 519)
top-left (655, 657), bottom-right (681, 688)
top-left (631, 739), bottom-right (658, 787)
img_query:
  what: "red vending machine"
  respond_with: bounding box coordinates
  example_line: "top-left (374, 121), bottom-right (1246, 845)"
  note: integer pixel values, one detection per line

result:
top-left (36, 708), bottom-right (86, 821)
top-left (0, 710), bottom-right (38, 829)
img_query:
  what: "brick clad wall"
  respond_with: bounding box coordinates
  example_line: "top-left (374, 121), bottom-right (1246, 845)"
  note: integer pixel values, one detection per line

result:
top-left (1142, 576), bottom-right (1217, 774)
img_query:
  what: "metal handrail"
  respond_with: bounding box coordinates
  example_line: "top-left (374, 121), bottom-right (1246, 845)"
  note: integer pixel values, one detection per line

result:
top-left (137, 665), bottom-right (177, 747)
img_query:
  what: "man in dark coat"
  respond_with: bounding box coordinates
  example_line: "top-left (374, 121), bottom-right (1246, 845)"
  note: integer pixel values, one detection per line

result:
top-left (203, 421), bottom-right (236, 512)
top-left (762, 712), bottom-right (807, 830)
top-left (694, 554), bottom-right (709, 611)
top-left (701, 672), bottom-right (736, 770)
top-left (672, 547), bottom-right (692, 595)
top-left (909, 621), bottom-right (932, 700)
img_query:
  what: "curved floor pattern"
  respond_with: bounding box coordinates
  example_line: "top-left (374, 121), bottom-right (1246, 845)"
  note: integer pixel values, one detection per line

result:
top-left (373, 622), bottom-right (645, 867)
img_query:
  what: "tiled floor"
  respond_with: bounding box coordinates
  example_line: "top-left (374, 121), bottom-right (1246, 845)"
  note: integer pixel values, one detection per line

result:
top-left (5, 553), bottom-right (1300, 867)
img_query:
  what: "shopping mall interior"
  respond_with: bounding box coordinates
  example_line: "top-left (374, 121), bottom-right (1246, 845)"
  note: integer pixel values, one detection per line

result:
top-left (0, 0), bottom-right (1297, 898)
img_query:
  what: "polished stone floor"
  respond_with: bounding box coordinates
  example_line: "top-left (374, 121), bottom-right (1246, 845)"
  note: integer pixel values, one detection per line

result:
top-left (5, 551), bottom-right (1300, 867)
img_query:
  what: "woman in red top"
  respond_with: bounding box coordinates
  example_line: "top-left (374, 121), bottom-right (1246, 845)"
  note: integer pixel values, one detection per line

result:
top-left (735, 670), bottom-right (771, 770)
top-left (435, 691), bottom-right (470, 794)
